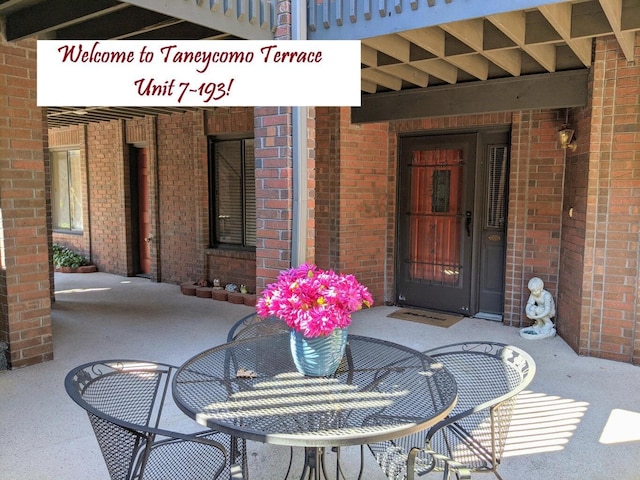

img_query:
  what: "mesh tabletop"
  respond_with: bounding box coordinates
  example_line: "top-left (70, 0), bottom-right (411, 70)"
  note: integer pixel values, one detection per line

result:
top-left (173, 334), bottom-right (457, 447)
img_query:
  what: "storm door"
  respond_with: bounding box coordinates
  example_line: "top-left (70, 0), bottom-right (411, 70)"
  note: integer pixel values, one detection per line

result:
top-left (396, 134), bottom-right (477, 314)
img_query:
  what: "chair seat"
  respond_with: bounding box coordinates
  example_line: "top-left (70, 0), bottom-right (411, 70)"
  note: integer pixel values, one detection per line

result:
top-left (142, 435), bottom-right (229, 480)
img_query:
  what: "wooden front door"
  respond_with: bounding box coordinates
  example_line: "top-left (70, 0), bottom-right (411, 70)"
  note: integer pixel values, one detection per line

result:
top-left (396, 134), bottom-right (477, 314)
top-left (396, 131), bottom-right (509, 318)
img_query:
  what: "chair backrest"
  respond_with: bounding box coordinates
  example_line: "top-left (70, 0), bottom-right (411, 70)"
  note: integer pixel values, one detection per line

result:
top-left (226, 312), bottom-right (289, 342)
top-left (423, 342), bottom-right (536, 475)
top-left (65, 360), bottom-right (175, 480)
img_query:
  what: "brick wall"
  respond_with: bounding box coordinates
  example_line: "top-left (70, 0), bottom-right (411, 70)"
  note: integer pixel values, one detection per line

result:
top-left (86, 120), bottom-right (128, 275)
top-left (205, 250), bottom-right (256, 293)
top-left (505, 110), bottom-right (566, 327)
top-left (254, 106), bottom-right (293, 290)
top-left (253, 1), bottom-right (298, 292)
top-left (578, 36), bottom-right (640, 363)
top-left (0, 37), bottom-right (53, 368)
top-left (47, 109), bottom-right (260, 289)
top-left (156, 111), bottom-right (204, 283)
top-left (557, 105), bottom-right (590, 352)
top-left (317, 107), bottom-right (389, 304)
top-left (315, 107), bottom-right (340, 270)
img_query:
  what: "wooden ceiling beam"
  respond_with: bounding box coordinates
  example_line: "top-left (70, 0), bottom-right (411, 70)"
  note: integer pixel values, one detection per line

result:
top-left (446, 54), bottom-right (489, 80)
top-left (377, 64), bottom-right (430, 87)
top-left (362, 35), bottom-right (411, 63)
top-left (487, 11), bottom-right (557, 72)
top-left (599, 0), bottom-right (636, 61)
top-left (361, 44), bottom-right (378, 67)
top-left (440, 18), bottom-right (484, 52)
top-left (483, 48), bottom-right (522, 76)
top-left (398, 27), bottom-right (446, 57)
top-left (409, 58), bottom-right (458, 84)
top-left (361, 68), bottom-right (404, 91)
top-left (539, 2), bottom-right (593, 66)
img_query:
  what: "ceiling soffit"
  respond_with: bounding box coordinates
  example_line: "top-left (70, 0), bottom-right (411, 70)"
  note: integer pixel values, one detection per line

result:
top-left (1, 0), bottom-right (638, 126)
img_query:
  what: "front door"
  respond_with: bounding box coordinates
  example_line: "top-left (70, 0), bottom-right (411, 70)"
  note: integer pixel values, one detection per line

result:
top-left (137, 148), bottom-right (151, 275)
top-left (396, 134), bottom-right (477, 314)
top-left (129, 147), bottom-right (151, 277)
top-left (396, 131), bottom-right (509, 317)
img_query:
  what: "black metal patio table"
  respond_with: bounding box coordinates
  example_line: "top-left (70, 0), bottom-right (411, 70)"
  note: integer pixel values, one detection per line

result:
top-left (172, 333), bottom-right (458, 480)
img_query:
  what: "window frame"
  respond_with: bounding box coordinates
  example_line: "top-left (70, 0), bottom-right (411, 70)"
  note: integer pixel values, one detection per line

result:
top-left (51, 148), bottom-right (84, 234)
top-left (207, 136), bottom-right (256, 250)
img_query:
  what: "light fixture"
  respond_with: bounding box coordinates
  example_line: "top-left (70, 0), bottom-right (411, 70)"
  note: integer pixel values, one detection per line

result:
top-left (558, 124), bottom-right (577, 151)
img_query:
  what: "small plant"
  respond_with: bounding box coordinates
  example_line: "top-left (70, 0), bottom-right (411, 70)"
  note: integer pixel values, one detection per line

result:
top-left (52, 244), bottom-right (90, 269)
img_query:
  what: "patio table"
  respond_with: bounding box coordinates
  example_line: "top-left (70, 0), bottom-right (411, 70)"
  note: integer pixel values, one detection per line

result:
top-left (172, 333), bottom-right (457, 480)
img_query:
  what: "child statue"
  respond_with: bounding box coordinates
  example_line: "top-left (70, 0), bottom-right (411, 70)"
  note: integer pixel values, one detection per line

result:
top-left (520, 277), bottom-right (556, 339)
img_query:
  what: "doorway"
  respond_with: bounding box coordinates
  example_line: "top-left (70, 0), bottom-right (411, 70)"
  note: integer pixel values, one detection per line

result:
top-left (129, 146), bottom-right (152, 277)
top-left (396, 130), bottom-right (509, 318)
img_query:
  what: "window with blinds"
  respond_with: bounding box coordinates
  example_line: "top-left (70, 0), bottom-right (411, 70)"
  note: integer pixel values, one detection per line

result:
top-left (209, 138), bottom-right (256, 248)
top-left (52, 149), bottom-right (83, 232)
top-left (486, 145), bottom-right (508, 229)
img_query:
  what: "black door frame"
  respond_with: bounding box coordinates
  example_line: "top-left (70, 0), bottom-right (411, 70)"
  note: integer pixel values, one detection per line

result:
top-left (395, 127), bottom-right (510, 318)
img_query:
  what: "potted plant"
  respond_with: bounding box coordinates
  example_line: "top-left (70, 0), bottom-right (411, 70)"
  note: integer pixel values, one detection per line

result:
top-left (52, 244), bottom-right (96, 273)
top-left (256, 263), bottom-right (373, 376)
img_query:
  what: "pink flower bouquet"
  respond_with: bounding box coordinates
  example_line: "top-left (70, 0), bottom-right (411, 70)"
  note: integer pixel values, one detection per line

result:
top-left (256, 263), bottom-right (374, 337)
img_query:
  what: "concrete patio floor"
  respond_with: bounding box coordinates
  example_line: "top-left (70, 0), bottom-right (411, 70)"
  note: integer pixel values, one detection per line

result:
top-left (1, 272), bottom-right (639, 480)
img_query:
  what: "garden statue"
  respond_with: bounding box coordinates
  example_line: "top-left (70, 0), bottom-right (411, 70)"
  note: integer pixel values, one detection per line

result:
top-left (520, 277), bottom-right (556, 339)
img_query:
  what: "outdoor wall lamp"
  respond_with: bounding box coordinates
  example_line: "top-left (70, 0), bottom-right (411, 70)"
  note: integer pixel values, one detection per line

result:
top-left (558, 124), bottom-right (577, 151)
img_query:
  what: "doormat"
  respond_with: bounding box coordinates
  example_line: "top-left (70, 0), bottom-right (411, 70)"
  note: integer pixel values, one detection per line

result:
top-left (387, 308), bottom-right (463, 328)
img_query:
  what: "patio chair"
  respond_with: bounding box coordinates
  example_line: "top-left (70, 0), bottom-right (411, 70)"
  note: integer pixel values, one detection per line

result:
top-left (226, 312), bottom-right (289, 342)
top-left (65, 359), bottom-right (247, 480)
top-left (367, 341), bottom-right (536, 480)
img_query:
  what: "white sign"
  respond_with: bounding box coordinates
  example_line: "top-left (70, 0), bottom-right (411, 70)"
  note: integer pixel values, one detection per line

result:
top-left (37, 40), bottom-right (361, 107)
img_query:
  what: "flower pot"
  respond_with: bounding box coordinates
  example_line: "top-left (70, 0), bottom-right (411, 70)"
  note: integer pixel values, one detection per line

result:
top-left (243, 294), bottom-right (257, 307)
top-left (211, 289), bottom-right (228, 301)
top-left (181, 283), bottom-right (198, 296)
top-left (76, 265), bottom-right (98, 273)
top-left (227, 292), bottom-right (245, 304)
top-left (196, 287), bottom-right (213, 298)
top-left (289, 328), bottom-right (348, 377)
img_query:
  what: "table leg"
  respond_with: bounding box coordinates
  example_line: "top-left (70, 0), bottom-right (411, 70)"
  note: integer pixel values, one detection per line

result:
top-left (299, 447), bottom-right (323, 480)
top-left (295, 446), bottom-right (364, 480)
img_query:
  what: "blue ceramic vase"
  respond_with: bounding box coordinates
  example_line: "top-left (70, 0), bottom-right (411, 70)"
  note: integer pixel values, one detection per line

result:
top-left (289, 327), bottom-right (348, 376)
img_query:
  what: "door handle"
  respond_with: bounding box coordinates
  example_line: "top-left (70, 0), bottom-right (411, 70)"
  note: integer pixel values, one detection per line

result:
top-left (465, 211), bottom-right (472, 237)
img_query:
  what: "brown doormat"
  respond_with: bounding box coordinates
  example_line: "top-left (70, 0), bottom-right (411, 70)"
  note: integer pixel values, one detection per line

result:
top-left (387, 308), bottom-right (463, 328)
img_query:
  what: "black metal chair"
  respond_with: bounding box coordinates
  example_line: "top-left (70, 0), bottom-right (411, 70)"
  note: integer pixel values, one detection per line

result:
top-left (65, 359), bottom-right (247, 480)
top-left (367, 342), bottom-right (536, 480)
top-left (226, 312), bottom-right (289, 342)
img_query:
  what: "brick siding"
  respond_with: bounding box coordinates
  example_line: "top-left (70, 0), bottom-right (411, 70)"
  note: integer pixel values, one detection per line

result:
top-left (315, 107), bottom-right (388, 304)
top-left (86, 120), bottom-right (129, 275)
top-left (0, 37), bottom-right (53, 368)
top-left (575, 36), bottom-right (640, 363)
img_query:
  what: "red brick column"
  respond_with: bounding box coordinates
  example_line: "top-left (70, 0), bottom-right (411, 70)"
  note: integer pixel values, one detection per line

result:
top-left (254, 1), bottom-right (301, 291)
top-left (503, 110), bottom-right (565, 328)
top-left (0, 37), bottom-right (53, 368)
top-left (577, 36), bottom-right (640, 363)
top-left (254, 106), bottom-right (294, 291)
top-left (315, 107), bottom-right (388, 303)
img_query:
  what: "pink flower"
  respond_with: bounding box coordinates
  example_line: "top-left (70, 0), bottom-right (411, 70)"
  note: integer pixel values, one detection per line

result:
top-left (256, 263), bottom-right (373, 337)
